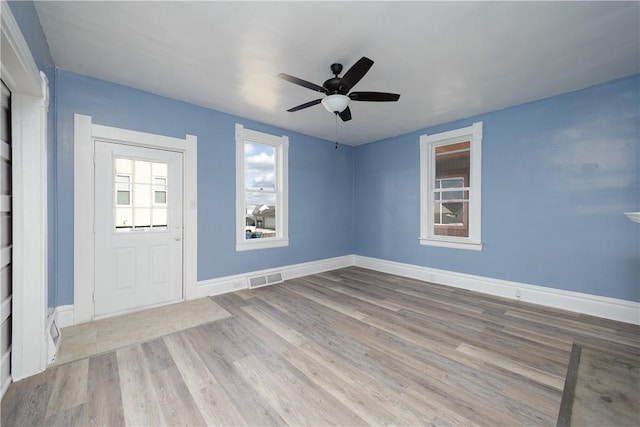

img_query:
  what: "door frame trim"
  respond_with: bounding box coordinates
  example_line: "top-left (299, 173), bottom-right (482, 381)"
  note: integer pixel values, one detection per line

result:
top-left (2, 2), bottom-right (50, 384)
top-left (74, 114), bottom-right (197, 325)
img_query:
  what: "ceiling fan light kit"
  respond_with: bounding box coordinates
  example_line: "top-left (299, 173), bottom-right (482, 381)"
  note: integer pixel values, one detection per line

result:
top-left (321, 94), bottom-right (350, 113)
top-left (279, 56), bottom-right (400, 122)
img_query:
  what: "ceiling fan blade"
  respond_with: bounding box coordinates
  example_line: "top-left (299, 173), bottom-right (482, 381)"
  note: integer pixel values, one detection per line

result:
top-left (340, 57), bottom-right (374, 91)
top-left (287, 99), bottom-right (322, 112)
top-left (349, 92), bottom-right (400, 102)
top-left (338, 106), bottom-right (352, 122)
top-left (278, 73), bottom-right (327, 93)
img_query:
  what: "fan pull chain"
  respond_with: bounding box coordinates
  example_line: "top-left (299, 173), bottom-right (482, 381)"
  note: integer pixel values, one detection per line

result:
top-left (334, 112), bottom-right (338, 149)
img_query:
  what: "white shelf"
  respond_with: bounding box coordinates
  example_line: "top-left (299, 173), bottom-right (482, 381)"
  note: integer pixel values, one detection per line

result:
top-left (624, 212), bottom-right (640, 223)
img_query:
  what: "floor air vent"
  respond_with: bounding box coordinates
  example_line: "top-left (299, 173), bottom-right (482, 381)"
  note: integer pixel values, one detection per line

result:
top-left (248, 272), bottom-right (284, 289)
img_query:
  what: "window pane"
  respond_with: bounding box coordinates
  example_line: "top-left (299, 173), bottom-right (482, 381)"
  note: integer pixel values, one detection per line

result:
top-left (134, 183), bottom-right (152, 207)
top-left (153, 177), bottom-right (167, 205)
top-left (154, 191), bottom-right (166, 204)
top-left (134, 160), bottom-right (151, 184)
top-left (441, 190), bottom-right (464, 200)
top-left (152, 208), bottom-right (167, 227)
top-left (434, 141), bottom-right (470, 237)
top-left (115, 158), bottom-right (133, 175)
top-left (117, 190), bottom-right (130, 205)
top-left (440, 178), bottom-right (464, 188)
top-left (115, 207), bottom-right (132, 229)
top-left (435, 142), bottom-right (470, 183)
top-left (134, 208), bottom-right (151, 228)
top-left (245, 191), bottom-right (276, 239)
top-left (442, 202), bottom-right (463, 224)
top-left (245, 142), bottom-right (275, 191)
top-left (152, 162), bottom-right (167, 177)
top-left (114, 158), bottom-right (168, 232)
top-left (434, 201), bottom-right (469, 237)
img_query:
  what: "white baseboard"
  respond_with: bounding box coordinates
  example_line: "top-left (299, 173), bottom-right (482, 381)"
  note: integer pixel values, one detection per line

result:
top-left (57, 254), bottom-right (638, 326)
top-left (55, 256), bottom-right (354, 326)
top-left (55, 304), bottom-right (75, 328)
top-left (196, 255), bottom-right (355, 298)
top-left (353, 255), bottom-right (640, 325)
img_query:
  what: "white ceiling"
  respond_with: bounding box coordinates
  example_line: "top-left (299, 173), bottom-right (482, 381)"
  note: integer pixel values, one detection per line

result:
top-left (35, 1), bottom-right (639, 146)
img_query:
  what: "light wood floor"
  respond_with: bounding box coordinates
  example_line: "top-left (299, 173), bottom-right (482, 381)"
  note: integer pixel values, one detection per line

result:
top-left (2, 267), bottom-right (639, 426)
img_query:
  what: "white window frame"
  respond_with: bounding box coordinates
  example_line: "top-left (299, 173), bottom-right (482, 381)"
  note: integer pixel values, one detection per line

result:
top-left (420, 122), bottom-right (482, 250)
top-left (235, 123), bottom-right (289, 251)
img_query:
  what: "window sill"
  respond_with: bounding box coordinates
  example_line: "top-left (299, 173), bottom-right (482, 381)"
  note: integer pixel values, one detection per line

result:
top-left (236, 237), bottom-right (289, 252)
top-left (419, 237), bottom-right (482, 251)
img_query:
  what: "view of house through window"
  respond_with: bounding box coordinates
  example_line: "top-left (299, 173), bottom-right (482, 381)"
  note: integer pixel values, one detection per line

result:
top-left (420, 122), bottom-right (482, 250)
top-left (244, 142), bottom-right (277, 239)
top-left (114, 157), bottom-right (168, 231)
top-left (434, 141), bottom-right (470, 237)
top-left (235, 123), bottom-right (289, 251)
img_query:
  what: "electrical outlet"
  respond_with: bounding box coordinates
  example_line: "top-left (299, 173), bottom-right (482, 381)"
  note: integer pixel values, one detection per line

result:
top-left (515, 288), bottom-right (521, 300)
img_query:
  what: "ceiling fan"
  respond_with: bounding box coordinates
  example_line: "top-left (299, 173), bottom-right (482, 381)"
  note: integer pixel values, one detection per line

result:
top-left (278, 56), bottom-right (400, 122)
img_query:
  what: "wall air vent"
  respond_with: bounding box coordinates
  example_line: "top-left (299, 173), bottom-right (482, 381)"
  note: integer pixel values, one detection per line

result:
top-left (248, 272), bottom-right (284, 289)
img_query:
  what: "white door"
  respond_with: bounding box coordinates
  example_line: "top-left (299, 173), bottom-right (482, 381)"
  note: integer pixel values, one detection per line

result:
top-left (94, 141), bottom-right (183, 317)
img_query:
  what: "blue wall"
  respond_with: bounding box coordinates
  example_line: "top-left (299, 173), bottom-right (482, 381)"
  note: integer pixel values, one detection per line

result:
top-left (355, 75), bottom-right (640, 302)
top-left (7, 1), bottom-right (58, 308)
top-left (7, 0), bottom-right (640, 306)
top-left (55, 71), bottom-right (355, 305)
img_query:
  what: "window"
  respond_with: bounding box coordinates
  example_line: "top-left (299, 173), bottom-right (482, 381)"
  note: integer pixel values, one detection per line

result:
top-left (235, 123), bottom-right (289, 251)
top-left (114, 158), bottom-right (168, 231)
top-left (153, 177), bottom-right (167, 204)
top-left (420, 122), bottom-right (482, 250)
top-left (115, 174), bottom-right (131, 206)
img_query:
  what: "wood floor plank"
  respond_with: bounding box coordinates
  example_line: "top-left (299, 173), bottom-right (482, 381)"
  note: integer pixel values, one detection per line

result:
top-left (43, 403), bottom-right (87, 426)
top-left (240, 301), bottom-right (408, 425)
top-left (456, 343), bottom-right (566, 390)
top-left (86, 352), bottom-right (125, 426)
top-left (164, 332), bottom-right (247, 426)
top-left (141, 338), bottom-right (176, 373)
top-left (1, 379), bottom-right (52, 426)
top-left (116, 344), bottom-right (166, 426)
top-left (151, 365), bottom-right (207, 426)
top-left (235, 354), bottom-right (366, 426)
top-left (45, 358), bottom-right (89, 417)
top-left (184, 323), bottom-right (288, 426)
top-left (3, 266), bottom-right (639, 426)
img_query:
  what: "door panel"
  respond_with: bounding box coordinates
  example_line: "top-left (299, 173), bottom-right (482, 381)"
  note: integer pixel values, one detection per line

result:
top-left (94, 142), bottom-right (183, 317)
top-left (150, 244), bottom-right (168, 285)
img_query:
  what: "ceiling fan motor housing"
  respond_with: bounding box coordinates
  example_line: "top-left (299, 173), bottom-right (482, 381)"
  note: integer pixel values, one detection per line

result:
top-left (323, 77), bottom-right (349, 95)
top-left (324, 63), bottom-right (349, 94)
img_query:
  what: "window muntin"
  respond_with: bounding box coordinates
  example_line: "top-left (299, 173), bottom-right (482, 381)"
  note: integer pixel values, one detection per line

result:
top-left (236, 124), bottom-right (289, 251)
top-left (420, 122), bottom-right (482, 250)
top-left (114, 157), bottom-right (169, 231)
